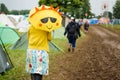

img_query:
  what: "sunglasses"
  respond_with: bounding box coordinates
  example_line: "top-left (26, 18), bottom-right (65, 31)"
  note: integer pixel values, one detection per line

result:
top-left (41, 17), bottom-right (57, 23)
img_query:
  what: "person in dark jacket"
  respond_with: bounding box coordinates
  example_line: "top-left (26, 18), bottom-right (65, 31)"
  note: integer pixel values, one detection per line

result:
top-left (64, 17), bottom-right (81, 52)
top-left (84, 20), bottom-right (89, 33)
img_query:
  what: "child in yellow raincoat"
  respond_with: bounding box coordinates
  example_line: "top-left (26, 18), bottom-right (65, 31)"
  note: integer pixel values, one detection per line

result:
top-left (26, 5), bottom-right (62, 80)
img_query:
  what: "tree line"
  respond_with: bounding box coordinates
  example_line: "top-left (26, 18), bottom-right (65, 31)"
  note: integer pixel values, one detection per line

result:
top-left (39, 0), bottom-right (93, 19)
top-left (0, 0), bottom-right (120, 19)
top-left (0, 0), bottom-right (92, 18)
top-left (0, 3), bottom-right (30, 15)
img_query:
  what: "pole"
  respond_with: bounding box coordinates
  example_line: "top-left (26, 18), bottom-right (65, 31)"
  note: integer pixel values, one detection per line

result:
top-left (0, 4), bottom-right (1, 12)
top-left (104, 2), bottom-right (108, 27)
top-left (111, 0), bottom-right (114, 28)
top-left (0, 0), bottom-right (1, 13)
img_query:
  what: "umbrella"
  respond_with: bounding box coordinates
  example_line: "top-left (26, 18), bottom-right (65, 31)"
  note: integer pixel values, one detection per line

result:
top-left (28, 5), bottom-right (63, 32)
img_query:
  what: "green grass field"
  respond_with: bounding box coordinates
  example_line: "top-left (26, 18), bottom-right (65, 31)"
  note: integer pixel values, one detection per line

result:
top-left (100, 24), bottom-right (120, 34)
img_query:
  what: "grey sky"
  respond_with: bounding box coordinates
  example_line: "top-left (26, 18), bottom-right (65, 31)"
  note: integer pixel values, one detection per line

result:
top-left (0, 0), bottom-right (116, 16)
top-left (90, 0), bottom-right (116, 16)
top-left (0, 0), bottom-right (39, 10)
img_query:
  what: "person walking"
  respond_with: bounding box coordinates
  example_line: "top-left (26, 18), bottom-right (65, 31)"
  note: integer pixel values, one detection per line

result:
top-left (64, 17), bottom-right (81, 52)
top-left (84, 20), bottom-right (89, 33)
top-left (26, 5), bottom-right (62, 80)
top-left (26, 26), bottom-right (51, 80)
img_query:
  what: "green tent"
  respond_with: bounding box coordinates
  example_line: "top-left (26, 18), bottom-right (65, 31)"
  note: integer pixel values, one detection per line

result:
top-left (0, 26), bottom-right (20, 44)
top-left (0, 26), bottom-right (20, 75)
top-left (10, 32), bottom-right (63, 52)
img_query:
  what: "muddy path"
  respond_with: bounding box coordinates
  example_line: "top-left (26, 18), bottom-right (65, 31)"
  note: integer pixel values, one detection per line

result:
top-left (45, 26), bottom-right (120, 80)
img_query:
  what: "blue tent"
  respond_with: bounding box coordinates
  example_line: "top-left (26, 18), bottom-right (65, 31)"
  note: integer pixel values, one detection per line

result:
top-left (90, 18), bottom-right (98, 24)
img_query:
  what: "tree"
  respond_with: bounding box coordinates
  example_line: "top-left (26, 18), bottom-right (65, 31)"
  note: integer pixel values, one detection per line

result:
top-left (38, 0), bottom-right (81, 15)
top-left (103, 11), bottom-right (112, 19)
top-left (0, 3), bottom-right (9, 14)
top-left (80, 0), bottom-right (91, 18)
top-left (113, 0), bottom-right (120, 19)
top-left (38, 0), bottom-right (92, 18)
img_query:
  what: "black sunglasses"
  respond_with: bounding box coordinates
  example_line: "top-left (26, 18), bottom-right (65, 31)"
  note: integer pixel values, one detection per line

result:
top-left (41, 17), bottom-right (57, 23)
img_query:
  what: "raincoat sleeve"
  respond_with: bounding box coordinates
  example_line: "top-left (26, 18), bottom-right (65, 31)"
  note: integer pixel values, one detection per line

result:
top-left (27, 27), bottom-right (30, 41)
top-left (47, 32), bottom-right (52, 41)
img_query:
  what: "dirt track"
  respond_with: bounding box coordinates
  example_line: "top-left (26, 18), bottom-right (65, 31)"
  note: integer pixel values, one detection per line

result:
top-left (45, 26), bottom-right (120, 80)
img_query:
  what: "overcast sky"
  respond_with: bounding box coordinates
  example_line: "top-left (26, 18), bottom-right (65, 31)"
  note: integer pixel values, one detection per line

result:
top-left (0, 0), bottom-right (116, 16)
top-left (0, 0), bottom-right (39, 10)
top-left (90, 0), bottom-right (116, 16)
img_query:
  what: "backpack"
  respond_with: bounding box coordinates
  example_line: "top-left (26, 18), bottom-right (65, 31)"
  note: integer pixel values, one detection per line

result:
top-left (69, 23), bottom-right (76, 33)
top-left (68, 23), bottom-right (77, 38)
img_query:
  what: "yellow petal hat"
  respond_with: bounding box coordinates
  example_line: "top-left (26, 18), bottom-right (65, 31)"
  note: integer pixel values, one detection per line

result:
top-left (28, 5), bottom-right (63, 32)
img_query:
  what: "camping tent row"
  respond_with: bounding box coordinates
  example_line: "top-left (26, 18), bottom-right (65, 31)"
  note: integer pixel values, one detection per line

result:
top-left (0, 25), bottom-right (63, 74)
top-left (0, 14), bottom-right (30, 32)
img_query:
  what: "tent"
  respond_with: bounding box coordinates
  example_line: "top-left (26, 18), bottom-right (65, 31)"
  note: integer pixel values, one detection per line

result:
top-left (7, 15), bottom-right (18, 27)
top-left (0, 27), bottom-right (20, 44)
top-left (16, 19), bottom-right (30, 32)
top-left (10, 32), bottom-right (64, 52)
top-left (90, 18), bottom-right (98, 24)
top-left (10, 32), bottom-right (28, 50)
top-left (0, 44), bottom-right (13, 75)
top-left (113, 19), bottom-right (120, 24)
top-left (7, 15), bottom-right (25, 23)
top-left (0, 14), bottom-right (16, 29)
top-left (0, 26), bottom-right (20, 75)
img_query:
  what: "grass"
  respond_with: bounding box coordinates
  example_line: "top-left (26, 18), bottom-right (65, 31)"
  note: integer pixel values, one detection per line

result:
top-left (99, 24), bottom-right (120, 34)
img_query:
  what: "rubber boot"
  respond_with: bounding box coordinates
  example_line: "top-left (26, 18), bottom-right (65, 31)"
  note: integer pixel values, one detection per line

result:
top-left (31, 74), bottom-right (36, 80)
top-left (35, 74), bottom-right (42, 80)
top-left (31, 74), bottom-right (42, 80)
top-left (68, 44), bottom-right (72, 52)
top-left (72, 48), bottom-right (75, 52)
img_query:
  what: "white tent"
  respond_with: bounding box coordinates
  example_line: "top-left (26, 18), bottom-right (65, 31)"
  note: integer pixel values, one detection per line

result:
top-left (7, 15), bottom-right (25, 23)
top-left (17, 19), bottom-right (30, 32)
top-left (0, 14), bottom-right (16, 29)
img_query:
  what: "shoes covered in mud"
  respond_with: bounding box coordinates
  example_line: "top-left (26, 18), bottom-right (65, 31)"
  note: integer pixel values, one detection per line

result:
top-left (68, 48), bottom-right (70, 52)
top-left (68, 44), bottom-right (75, 52)
top-left (72, 48), bottom-right (75, 52)
top-left (68, 44), bottom-right (72, 52)
top-left (68, 47), bottom-right (75, 52)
